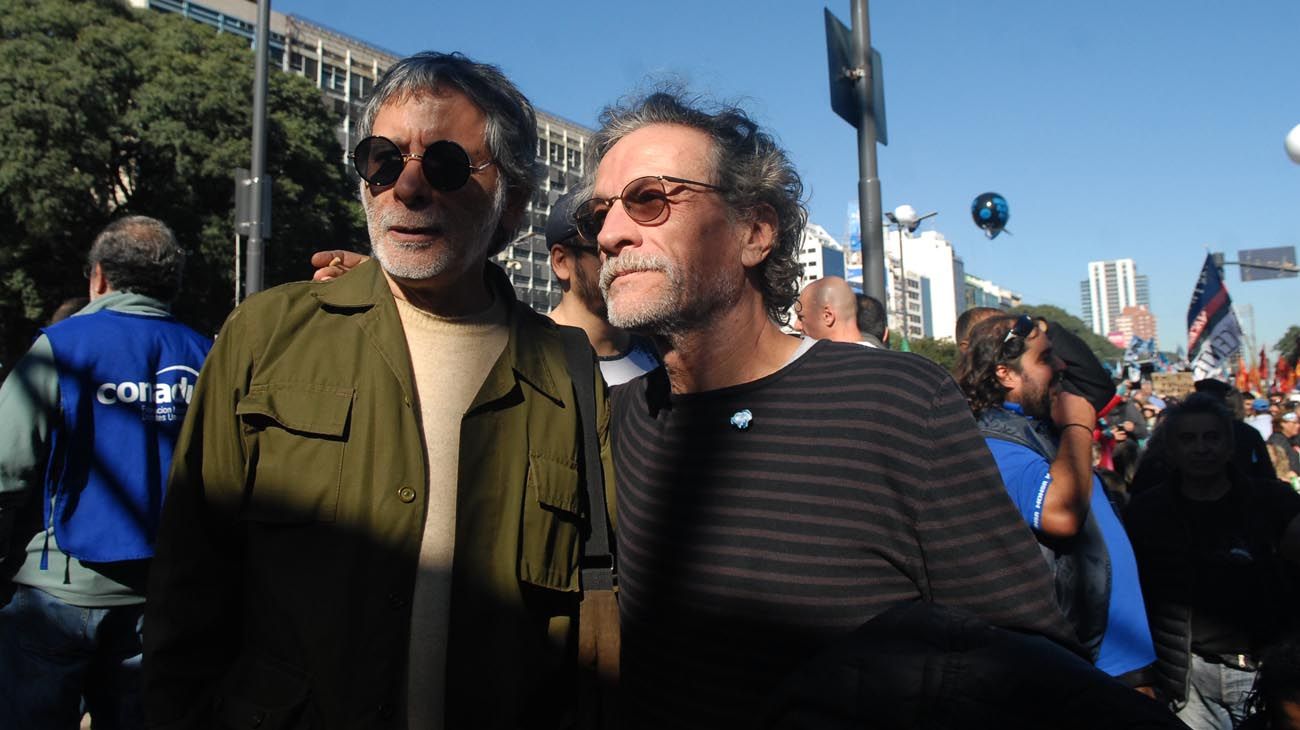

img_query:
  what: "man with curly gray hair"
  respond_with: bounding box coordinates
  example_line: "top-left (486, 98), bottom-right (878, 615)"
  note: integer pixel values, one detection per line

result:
top-left (579, 90), bottom-right (1073, 729)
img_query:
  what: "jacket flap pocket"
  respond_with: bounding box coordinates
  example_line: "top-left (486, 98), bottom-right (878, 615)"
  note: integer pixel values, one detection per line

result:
top-left (528, 452), bottom-right (581, 515)
top-left (218, 656), bottom-right (311, 729)
top-left (236, 385), bottom-right (352, 524)
top-left (520, 452), bottom-right (582, 592)
top-left (236, 385), bottom-right (354, 437)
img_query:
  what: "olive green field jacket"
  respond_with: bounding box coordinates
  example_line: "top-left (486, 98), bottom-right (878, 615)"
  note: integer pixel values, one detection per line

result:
top-left (143, 260), bottom-right (613, 730)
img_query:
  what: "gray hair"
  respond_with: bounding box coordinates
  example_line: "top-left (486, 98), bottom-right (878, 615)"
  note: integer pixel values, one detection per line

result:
top-left (588, 89), bottom-right (807, 325)
top-left (88, 216), bottom-right (185, 302)
top-left (358, 51), bottom-right (540, 255)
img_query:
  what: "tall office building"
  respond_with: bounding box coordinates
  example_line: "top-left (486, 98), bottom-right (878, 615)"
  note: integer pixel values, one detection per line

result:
top-left (502, 112), bottom-right (593, 312)
top-left (126, 0), bottom-right (591, 313)
top-left (1080, 259), bottom-right (1149, 338)
top-left (796, 223), bottom-right (847, 289)
top-left (884, 229), bottom-right (962, 341)
top-left (844, 204), bottom-right (965, 342)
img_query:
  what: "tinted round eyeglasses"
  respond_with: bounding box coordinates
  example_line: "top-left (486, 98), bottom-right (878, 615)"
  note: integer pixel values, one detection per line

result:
top-left (573, 175), bottom-right (725, 243)
top-left (350, 136), bottom-right (494, 191)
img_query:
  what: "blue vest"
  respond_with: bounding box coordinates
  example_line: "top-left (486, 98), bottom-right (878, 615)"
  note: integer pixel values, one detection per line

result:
top-left (41, 309), bottom-right (212, 563)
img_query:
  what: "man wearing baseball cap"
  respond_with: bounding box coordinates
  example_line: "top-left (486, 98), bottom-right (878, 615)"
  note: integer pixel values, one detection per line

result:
top-left (546, 191), bottom-right (658, 385)
top-left (1247, 397), bottom-right (1274, 439)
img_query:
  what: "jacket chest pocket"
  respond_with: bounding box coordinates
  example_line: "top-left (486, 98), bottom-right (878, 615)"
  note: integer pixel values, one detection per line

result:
top-left (518, 452), bottom-right (583, 592)
top-left (235, 384), bottom-right (354, 524)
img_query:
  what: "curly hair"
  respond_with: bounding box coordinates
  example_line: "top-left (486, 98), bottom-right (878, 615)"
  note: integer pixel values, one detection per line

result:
top-left (954, 314), bottom-right (1032, 413)
top-left (586, 88), bottom-right (807, 325)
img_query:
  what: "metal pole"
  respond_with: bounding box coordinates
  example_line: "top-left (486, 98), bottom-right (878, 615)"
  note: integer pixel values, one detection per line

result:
top-left (851, 0), bottom-right (885, 302)
top-left (897, 226), bottom-right (906, 343)
top-left (244, 0), bottom-right (271, 299)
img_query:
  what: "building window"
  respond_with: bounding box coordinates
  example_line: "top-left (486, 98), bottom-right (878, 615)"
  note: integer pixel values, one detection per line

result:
top-left (321, 63), bottom-right (346, 93)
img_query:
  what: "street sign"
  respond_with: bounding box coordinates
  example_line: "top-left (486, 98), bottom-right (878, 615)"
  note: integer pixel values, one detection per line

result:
top-left (824, 9), bottom-right (887, 145)
top-left (234, 168), bottom-right (272, 239)
top-left (1238, 246), bottom-right (1298, 281)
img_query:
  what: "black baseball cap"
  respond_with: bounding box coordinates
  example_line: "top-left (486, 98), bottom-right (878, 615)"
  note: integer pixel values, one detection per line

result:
top-left (544, 191), bottom-right (584, 250)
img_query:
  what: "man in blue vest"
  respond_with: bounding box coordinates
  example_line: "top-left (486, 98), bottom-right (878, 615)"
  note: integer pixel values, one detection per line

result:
top-left (0, 215), bottom-right (211, 728)
top-left (955, 314), bottom-right (1157, 693)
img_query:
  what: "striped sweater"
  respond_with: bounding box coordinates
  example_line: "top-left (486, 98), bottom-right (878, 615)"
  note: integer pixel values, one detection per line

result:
top-left (611, 339), bottom-right (1074, 729)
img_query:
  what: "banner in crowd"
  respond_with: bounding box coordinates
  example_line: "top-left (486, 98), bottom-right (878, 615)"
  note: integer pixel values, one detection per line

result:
top-left (1123, 336), bottom-right (1157, 364)
top-left (1187, 253), bottom-right (1243, 380)
top-left (1151, 372), bottom-right (1195, 398)
top-left (846, 203), bottom-right (862, 288)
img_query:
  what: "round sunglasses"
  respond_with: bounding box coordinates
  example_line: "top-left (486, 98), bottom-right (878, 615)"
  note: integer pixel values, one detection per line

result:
top-left (573, 175), bottom-right (724, 243)
top-left (350, 136), bottom-right (493, 191)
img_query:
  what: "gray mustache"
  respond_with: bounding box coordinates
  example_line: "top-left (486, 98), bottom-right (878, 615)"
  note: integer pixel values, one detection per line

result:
top-left (599, 255), bottom-right (671, 293)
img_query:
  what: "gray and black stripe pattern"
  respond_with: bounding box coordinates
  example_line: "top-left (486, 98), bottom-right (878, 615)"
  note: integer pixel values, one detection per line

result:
top-left (611, 339), bottom-right (1073, 729)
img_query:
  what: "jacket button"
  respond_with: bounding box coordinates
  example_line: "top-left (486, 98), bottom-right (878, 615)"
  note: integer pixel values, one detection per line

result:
top-left (387, 591), bottom-right (408, 609)
top-left (377, 703), bottom-right (394, 719)
top-left (250, 711), bottom-right (266, 727)
top-left (397, 486), bottom-right (417, 503)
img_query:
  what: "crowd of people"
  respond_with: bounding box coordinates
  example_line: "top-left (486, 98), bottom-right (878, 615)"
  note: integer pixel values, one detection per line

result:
top-left (3, 49), bottom-right (1300, 730)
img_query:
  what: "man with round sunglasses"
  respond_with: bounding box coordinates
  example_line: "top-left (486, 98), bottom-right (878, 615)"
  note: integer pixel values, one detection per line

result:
top-left (955, 315), bottom-right (1158, 692)
top-left (145, 52), bottom-right (610, 730)
top-left (582, 90), bottom-right (1078, 729)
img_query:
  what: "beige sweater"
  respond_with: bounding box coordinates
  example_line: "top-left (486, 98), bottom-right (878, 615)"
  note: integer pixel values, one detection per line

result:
top-left (395, 294), bottom-right (508, 730)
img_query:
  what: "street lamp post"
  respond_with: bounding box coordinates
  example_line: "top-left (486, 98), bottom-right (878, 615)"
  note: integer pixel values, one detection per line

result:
top-left (243, 0), bottom-right (272, 299)
top-left (883, 205), bottom-right (936, 348)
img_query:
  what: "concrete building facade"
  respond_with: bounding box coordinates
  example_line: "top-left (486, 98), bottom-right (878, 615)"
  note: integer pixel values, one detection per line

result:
top-left (1114, 304), bottom-right (1158, 347)
top-left (796, 223), bottom-right (847, 289)
top-left (127, 0), bottom-right (591, 314)
top-left (964, 274), bottom-right (1023, 311)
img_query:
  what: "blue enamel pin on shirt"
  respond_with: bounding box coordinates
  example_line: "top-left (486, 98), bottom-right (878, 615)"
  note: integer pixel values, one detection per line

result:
top-left (730, 409), bottom-right (753, 431)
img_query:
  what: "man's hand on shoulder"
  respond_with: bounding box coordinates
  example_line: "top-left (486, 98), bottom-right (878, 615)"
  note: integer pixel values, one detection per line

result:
top-left (310, 250), bottom-right (370, 281)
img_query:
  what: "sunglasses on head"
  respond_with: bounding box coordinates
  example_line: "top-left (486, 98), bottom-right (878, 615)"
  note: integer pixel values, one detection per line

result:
top-left (350, 136), bottom-right (493, 191)
top-left (1000, 314), bottom-right (1037, 349)
top-left (573, 175), bottom-right (724, 243)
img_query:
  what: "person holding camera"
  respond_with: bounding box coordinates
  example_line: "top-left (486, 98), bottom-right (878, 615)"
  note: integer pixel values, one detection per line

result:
top-left (1126, 394), bottom-right (1300, 728)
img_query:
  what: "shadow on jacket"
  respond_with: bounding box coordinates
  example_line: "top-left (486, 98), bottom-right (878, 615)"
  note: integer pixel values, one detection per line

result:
top-left (763, 601), bottom-right (1187, 730)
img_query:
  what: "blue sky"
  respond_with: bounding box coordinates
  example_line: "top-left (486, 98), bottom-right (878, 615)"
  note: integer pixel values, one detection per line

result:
top-left (274, 0), bottom-right (1300, 355)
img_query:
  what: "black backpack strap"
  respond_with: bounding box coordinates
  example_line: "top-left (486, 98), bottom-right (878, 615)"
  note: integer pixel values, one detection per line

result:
top-left (559, 326), bottom-right (615, 592)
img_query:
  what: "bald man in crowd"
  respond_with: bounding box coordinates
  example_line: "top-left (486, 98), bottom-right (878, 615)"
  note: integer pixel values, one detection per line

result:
top-left (793, 276), bottom-right (871, 345)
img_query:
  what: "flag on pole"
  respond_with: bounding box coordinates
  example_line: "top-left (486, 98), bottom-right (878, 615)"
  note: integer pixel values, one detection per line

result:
top-left (1236, 355), bottom-right (1250, 392)
top-left (1258, 346), bottom-right (1270, 394)
top-left (1187, 253), bottom-right (1243, 380)
top-left (1276, 355), bottom-right (1294, 395)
